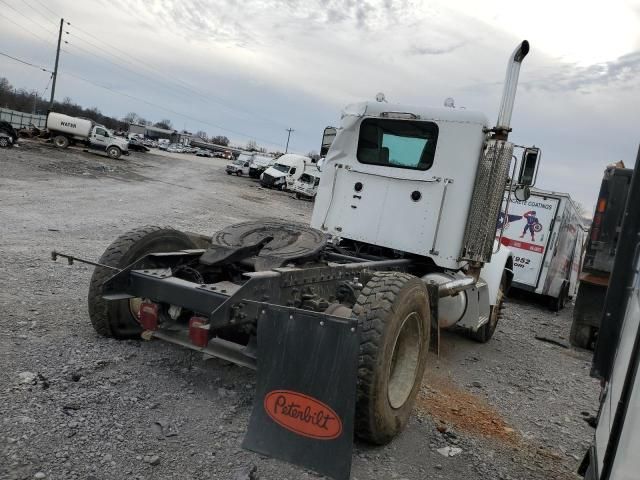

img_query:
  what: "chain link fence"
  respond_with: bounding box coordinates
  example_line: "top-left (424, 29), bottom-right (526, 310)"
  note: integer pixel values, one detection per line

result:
top-left (0, 108), bottom-right (47, 129)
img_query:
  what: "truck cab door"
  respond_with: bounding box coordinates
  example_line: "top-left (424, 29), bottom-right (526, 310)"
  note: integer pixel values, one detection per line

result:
top-left (91, 127), bottom-right (109, 150)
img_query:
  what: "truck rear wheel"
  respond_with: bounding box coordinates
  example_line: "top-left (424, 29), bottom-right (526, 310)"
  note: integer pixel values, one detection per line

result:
top-left (352, 272), bottom-right (430, 445)
top-left (107, 146), bottom-right (122, 159)
top-left (88, 226), bottom-right (197, 339)
top-left (53, 135), bottom-right (69, 148)
top-left (549, 282), bottom-right (568, 312)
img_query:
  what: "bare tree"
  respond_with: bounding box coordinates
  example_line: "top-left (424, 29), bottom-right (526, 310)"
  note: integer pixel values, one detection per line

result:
top-left (246, 139), bottom-right (257, 151)
top-left (211, 135), bottom-right (229, 146)
top-left (154, 119), bottom-right (173, 130)
top-left (123, 112), bottom-right (139, 124)
top-left (195, 130), bottom-right (208, 140)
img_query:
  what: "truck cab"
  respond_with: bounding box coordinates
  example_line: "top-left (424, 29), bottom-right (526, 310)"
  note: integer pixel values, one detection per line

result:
top-left (311, 102), bottom-right (489, 270)
top-left (292, 169), bottom-right (321, 199)
top-left (260, 153), bottom-right (309, 190)
top-left (226, 155), bottom-right (251, 176)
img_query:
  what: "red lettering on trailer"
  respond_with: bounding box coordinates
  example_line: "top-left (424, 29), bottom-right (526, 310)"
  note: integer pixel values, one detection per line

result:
top-left (500, 237), bottom-right (545, 254)
top-left (264, 390), bottom-right (342, 440)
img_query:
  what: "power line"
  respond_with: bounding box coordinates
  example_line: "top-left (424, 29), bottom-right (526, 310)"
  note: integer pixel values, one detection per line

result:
top-left (0, 10), bottom-right (57, 47)
top-left (0, 0), bottom-right (56, 35)
top-left (66, 23), bottom-right (293, 130)
top-left (21, 0), bottom-right (59, 28)
top-left (29, 0), bottom-right (58, 18)
top-left (60, 70), bottom-right (287, 148)
top-left (0, 50), bottom-right (53, 73)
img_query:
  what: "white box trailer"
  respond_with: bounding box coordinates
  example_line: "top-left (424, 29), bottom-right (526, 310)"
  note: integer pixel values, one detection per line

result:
top-left (496, 188), bottom-right (586, 310)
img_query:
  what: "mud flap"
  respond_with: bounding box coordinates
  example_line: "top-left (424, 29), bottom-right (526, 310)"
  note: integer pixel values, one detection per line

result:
top-left (242, 302), bottom-right (359, 480)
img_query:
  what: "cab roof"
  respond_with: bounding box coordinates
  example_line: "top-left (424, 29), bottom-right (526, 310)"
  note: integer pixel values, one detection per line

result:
top-left (342, 101), bottom-right (489, 127)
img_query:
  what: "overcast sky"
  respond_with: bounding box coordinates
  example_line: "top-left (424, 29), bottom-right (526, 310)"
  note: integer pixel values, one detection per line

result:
top-left (2, 0), bottom-right (639, 210)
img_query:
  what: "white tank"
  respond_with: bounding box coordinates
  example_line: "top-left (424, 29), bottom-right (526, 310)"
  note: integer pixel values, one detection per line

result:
top-left (46, 112), bottom-right (93, 138)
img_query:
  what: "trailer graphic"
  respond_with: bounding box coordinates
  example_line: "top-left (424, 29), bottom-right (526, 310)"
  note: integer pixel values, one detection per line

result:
top-left (497, 190), bottom-right (585, 310)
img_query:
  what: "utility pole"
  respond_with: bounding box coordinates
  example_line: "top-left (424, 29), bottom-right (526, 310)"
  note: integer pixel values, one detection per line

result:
top-left (49, 18), bottom-right (64, 111)
top-left (285, 128), bottom-right (294, 153)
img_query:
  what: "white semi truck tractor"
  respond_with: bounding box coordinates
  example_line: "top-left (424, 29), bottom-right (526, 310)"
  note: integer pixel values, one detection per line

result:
top-left (46, 112), bottom-right (129, 159)
top-left (53, 40), bottom-right (540, 479)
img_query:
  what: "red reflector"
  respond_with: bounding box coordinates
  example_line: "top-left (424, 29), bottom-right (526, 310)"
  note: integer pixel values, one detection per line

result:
top-left (189, 316), bottom-right (210, 348)
top-left (139, 302), bottom-right (158, 330)
top-left (597, 198), bottom-right (607, 213)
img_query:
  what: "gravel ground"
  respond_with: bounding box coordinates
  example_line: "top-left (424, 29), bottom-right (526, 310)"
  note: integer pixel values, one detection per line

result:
top-left (0, 140), bottom-right (600, 480)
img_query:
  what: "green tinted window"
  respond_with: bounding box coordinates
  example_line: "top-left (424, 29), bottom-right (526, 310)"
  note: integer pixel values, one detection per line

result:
top-left (357, 118), bottom-right (438, 170)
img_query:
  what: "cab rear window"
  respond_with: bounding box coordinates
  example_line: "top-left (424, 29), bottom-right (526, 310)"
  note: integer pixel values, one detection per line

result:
top-left (357, 118), bottom-right (438, 171)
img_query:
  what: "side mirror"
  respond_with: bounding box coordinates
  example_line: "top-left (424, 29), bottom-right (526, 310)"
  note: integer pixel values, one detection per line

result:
top-left (320, 126), bottom-right (337, 157)
top-left (514, 186), bottom-right (531, 202)
top-left (518, 147), bottom-right (540, 186)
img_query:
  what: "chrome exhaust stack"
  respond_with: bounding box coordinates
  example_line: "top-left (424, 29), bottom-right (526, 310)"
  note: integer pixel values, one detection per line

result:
top-left (495, 40), bottom-right (530, 138)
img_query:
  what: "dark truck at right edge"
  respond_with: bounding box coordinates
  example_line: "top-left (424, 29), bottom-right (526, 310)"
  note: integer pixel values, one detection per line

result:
top-left (570, 163), bottom-right (633, 350)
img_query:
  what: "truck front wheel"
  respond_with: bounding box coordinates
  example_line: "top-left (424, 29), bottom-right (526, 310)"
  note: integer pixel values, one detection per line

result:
top-left (53, 135), bottom-right (69, 148)
top-left (352, 272), bottom-right (430, 445)
top-left (88, 226), bottom-right (197, 339)
top-left (469, 271), bottom-right (507, 343)
top-left (107, 146), bottom-right (122, 159)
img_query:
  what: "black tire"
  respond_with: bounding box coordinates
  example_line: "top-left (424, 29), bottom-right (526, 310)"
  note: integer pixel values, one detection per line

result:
top-left (53, 135), bottom-right (69, 148)
top-left (106, 146), bottom-right (122, 159)
top-left (236, 171), bottom-right (242, 176)
top-left (0, 137), bottom-right (9, 148)
top-left (469, 272), bottom-right (507, 343)
top-left (549, 283), bottom-right (567, 312)
top-left (226, 171), bottom-right (232, 175)
top-left (570, 321), bottom-right (593, 350)
top-left (88, 226), bottom-right (197, 339)
top-left (295, 193), bottom-right (301, 199)
top-left (352, 272), bottom-right (430, 445)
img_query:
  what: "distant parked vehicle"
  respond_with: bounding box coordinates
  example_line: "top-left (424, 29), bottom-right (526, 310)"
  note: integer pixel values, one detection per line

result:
top-left (128, 138), bottom-right (150, 152)
top-left (260, 153), bottom-right (310, 190)
top-left (196, 149), bottom-right (214, 157)
top-left (158, 139), bottom-right (170, 150)
top-left (496, 188), bottom-right (586, 311)
top-left (226, 157), bottom-right (250, 176)
top-left (167, 143), bottom-right (184, 153)
top-left (0, 121), bottom-right (18, 148)
top-left (292, 170), bottom-right (321, 199)
top-left (46, 112), bottom-right (129, 159)
top-left (249, 154), bottom-right (275, 178)
top-left (571, 163), bottom-right (633, 349)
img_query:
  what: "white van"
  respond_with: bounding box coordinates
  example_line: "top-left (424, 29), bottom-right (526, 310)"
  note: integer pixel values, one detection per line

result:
top-left (292, 170), bottom-right (321, 199)
top-left (260, 153), bottom-right (309, 190)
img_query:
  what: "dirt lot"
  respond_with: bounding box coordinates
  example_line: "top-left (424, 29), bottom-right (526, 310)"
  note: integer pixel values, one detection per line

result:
top-left (0, 140), bottom-right (600, 480)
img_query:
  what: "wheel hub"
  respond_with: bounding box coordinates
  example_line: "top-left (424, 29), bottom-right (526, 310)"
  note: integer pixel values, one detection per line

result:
top-left (387, 312), bottom-right (422, 409)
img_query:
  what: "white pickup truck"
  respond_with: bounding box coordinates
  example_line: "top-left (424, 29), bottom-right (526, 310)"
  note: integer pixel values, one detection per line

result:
top-left (46, 112), bottom-right (129, 159)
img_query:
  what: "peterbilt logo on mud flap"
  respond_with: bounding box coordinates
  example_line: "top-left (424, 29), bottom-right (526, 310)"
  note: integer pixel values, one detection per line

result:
top-left (264, 390), bottom-right (343, 440)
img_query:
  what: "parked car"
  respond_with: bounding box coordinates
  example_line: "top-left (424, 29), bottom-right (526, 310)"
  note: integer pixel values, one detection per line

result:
top-left (158, 139), bottom-right (170, 150)
top-left (0, 121), bottom-right (18, 148)
top-left (226, 157), bottom-right (250, 176)
top-left (196, 149), bottom-right (213, 157)
top-left (128, 138), bottom-right (150, 152)
top-left (167, 144), bottom-right (184, 153)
